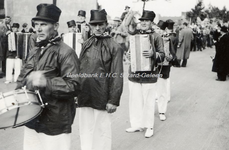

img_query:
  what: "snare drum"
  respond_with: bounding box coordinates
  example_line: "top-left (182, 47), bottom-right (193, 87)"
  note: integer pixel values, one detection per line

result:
top-left (0, 89), bottom-right (43, 129)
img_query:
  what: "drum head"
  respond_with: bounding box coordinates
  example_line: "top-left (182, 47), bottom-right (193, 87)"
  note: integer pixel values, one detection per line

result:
top-left (0, 90), bottom-right (43, 129)
top-left (0, 104), bottom-right (42, 129)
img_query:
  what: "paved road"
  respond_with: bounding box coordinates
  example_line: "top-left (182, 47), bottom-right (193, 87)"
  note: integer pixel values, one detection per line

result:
top-left (0, 47), bottom-right (229, 150)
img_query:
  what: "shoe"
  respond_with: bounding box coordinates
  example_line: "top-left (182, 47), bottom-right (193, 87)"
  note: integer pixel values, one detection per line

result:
top-left (126, 127), bottom-right (143, 133)
top-left (145, 128), bottom-right (154, 138)
top-left (4, 81), bottom-right (11, 84)
top-left (159, 113), bottom-right (166, 121)
top-left (216, 79), bottom-right (225, 81)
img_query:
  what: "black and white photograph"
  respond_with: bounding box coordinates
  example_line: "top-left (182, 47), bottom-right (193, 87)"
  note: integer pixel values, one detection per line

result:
top-left (0, 0), bottom-right (229, 150)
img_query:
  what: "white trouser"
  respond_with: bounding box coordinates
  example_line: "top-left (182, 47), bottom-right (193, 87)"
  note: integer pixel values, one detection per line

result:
top-left (23, 127), bottom-right (71, 150)
top-left (156, 78), bottom-right (170, 113)
top-left (6, 58), bottom-right (22, 82)
top-left (128, 81), bottom-right (156, 129)
top-left (79, 107), bottom-right (112, 150)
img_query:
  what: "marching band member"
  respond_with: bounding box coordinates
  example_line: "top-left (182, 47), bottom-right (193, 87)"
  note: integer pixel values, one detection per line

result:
top-left (155, 20), bottom-right (176, 121)
top-left (16, 3), bottom-right (81, 150)
top-left (77, 9), bottom-right (123, 150)
top-left (126, 10), bottom-right (165, 138)
top-left (76, 10), bottom-right (91, 41)
top-left (67, 20), bottom-right (78, 33)
top-left (5, 23), bottom-right (22, 84)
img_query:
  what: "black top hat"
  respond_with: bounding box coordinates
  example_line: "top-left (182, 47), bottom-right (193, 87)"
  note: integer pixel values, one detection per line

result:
top-left (221, 26), bottom-right (228, 33)
top-left (166, 19), bottom-right (175, 30)
top-left (125, 6), bottom-right (130, 10)
top-left (139, 10), bottom-right (156, 22)
top-left (78, 10), bottom-right (86, 17)
top-left (89, 9), bottom-right (107, 24)
top-left (67, 20), bottom-right (76, 27)
top-left (157, 20), bottom-right (168, 30)
top-left (12, 23), bottom-right (20, 28)
top-left (32, 3), bottom-right (61, 23)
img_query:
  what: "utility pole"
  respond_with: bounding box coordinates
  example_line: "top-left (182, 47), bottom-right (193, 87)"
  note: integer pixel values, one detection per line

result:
top-left (53, 0), bottom-right (57, 5)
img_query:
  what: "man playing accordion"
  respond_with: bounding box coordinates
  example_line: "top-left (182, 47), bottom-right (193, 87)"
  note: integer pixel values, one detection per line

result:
top-left (126, 10), bottom-right (165, 138)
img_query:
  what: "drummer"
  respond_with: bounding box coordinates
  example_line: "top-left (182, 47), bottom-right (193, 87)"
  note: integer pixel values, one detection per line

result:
top-left (15, 3), bottom-right (81, 150)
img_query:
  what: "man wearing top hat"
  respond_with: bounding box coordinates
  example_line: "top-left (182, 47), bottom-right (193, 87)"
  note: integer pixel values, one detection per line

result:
top-left (5, 23), bottom-right (23, 84)
top-left (67, 20), bottom-right (77, 33)
top-left (76, 10), bottom-right (91, 41)
top-left (15, 3), bottom-right (81, 150)
top-left (126, 10), bottom-right (164, 138)
top-left (154, 20), bottom-right (176, 121)
top-left (166, 19), bottom-right (179, 67)
top-left (77, 9), bottom-right (123, 150)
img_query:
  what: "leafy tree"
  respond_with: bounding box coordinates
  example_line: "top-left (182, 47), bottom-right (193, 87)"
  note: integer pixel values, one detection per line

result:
top-left (186, 0), bottom-right (205, 23)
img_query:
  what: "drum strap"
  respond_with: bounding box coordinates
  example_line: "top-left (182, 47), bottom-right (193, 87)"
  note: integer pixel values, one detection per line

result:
top-left (13, 107), bottom-right (20, 127)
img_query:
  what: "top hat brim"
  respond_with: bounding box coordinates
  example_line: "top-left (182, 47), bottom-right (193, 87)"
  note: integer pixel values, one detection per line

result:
top-left (113, 19), bottom-right (121, 22)
top-left (89, 20), bottom-right (106, 24)
top-left (139, 17), bottom-right (153, 21)
top-left (32, 16), bottom-right (57, 23)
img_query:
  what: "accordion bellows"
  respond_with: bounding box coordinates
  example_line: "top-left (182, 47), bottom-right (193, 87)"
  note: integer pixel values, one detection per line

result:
top-left (8, 32), bottom-right (32, 60)
top-left (130, 34), bottom-right (152, 72)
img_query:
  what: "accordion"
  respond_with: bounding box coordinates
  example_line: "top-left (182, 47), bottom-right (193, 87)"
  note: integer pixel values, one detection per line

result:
top-left (129, 34), bottom-right (152, 72)
top-left (62, 32), bottom-right (82, 57)
top-left (8, 32), bottom-right (32, 60)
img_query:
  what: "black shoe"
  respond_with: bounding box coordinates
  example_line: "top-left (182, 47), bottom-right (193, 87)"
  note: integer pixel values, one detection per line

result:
top-left (216, 79), bottom-right (225, 81)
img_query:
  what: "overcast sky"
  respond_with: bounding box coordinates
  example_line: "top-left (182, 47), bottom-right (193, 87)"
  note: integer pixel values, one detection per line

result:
top-left (98, 0), bottom-right (229, 19)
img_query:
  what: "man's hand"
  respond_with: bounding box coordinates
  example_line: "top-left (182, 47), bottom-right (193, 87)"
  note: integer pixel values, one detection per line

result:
top-left (6, 30), bottom-right (11, 35)
top-left (142, 49), bottom-right (154, 58)
top-left (106, 103), bottom-right (117, 113)
top-left (166, 54), bottom-right (173, 61)
top-left (27, 71), bottom-right (47, 88)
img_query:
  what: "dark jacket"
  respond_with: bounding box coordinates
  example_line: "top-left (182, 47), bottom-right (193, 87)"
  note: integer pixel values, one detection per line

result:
top-left (159, 35), bottom-right (176, 79)
top-left (128, 29), bottom-right (165, 83)
top-left (78, 35), bottom-right (123, 110)
top-left (212, 33), bottom-right (229, 74)
top-left (16, 38), bottom-right (81, 135)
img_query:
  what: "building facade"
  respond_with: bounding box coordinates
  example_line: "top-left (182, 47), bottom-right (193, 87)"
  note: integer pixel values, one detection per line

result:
top-left (1, 0), bottom-right (98, 33)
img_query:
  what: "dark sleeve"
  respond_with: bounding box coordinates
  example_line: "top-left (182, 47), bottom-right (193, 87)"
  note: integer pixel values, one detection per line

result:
top-left (108, 42), bottom-right (123, 106)
top-left (169, 38), bottom-right (176, 58)
top-left (154, 34), bottom-right (165, 63)
top-left (43, 49), bottom-right (81, 99)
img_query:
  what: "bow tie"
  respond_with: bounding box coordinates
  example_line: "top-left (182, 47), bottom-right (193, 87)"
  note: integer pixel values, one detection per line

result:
top-left (35, 36), bottom-right (62, 48)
